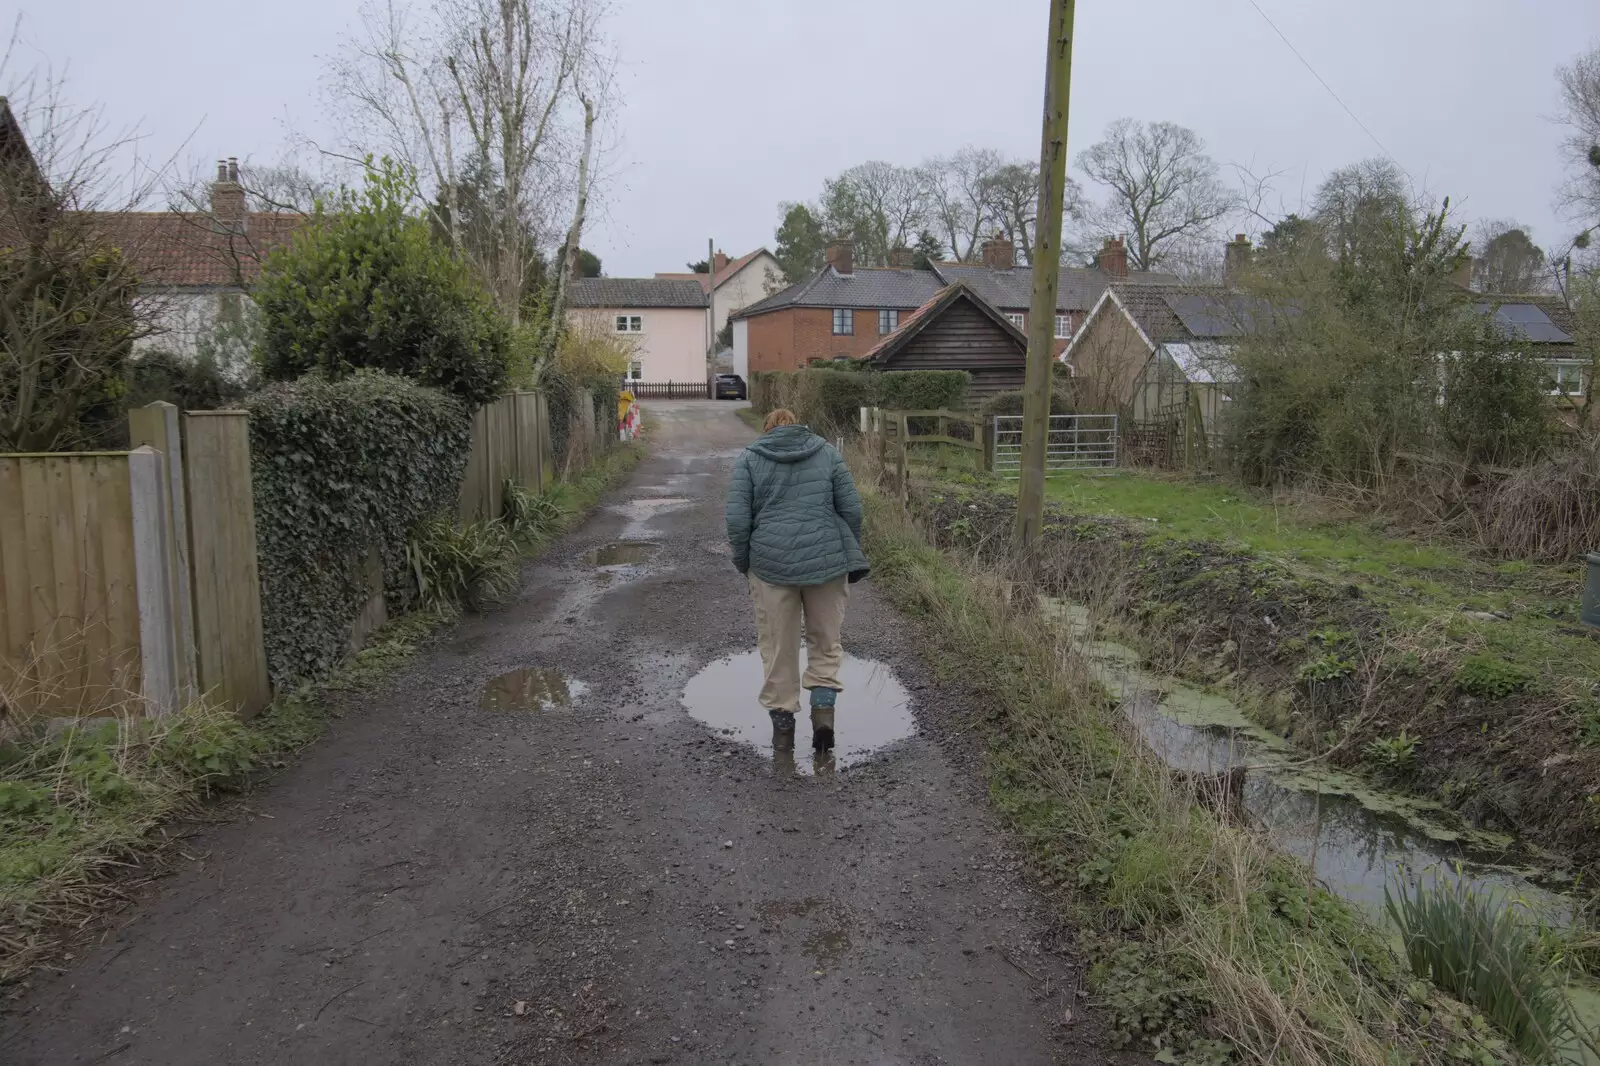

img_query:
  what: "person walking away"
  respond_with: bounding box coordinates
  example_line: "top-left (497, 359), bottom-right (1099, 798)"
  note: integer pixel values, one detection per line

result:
top-left (725, 408), bottom-right (869, 759)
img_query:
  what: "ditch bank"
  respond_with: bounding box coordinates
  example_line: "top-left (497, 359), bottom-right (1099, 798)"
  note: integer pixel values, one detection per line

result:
top-left (915, 485), bottom-right (1600, 895)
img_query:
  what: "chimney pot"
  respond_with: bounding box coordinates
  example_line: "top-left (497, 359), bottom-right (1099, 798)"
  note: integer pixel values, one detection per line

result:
top-left (981, 237), bottom-right (1015, 272)
top-left (1097, 236), bottom-right (1128, 279)
top-left (211, 155), bottom-right (247, 230)
top-left (1224, 234), bottom-right (1252, 285)
top-left (825, 237), bottom-right (855, 276)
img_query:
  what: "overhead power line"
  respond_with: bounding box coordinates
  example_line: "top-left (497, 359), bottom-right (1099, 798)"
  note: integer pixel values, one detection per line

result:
top-left (1245, 0), bottom-right (1399, 167)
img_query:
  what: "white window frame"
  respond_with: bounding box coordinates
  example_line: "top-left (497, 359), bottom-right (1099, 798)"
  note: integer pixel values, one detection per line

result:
top-left (616, 314), bottom-right (643, 334)
top-left (1055, 314), bottom-right (1071, 340)
top-left (1546, 361), bottom-right (1585, 397)
top-left (1006, 312), bottom-right (1025, 330)
top-left (628, 360), bottom-right (644, 381)
top-left (879, 309), bottom-right (899, 334)
top-left (832, 308), bottom-right (854, 336)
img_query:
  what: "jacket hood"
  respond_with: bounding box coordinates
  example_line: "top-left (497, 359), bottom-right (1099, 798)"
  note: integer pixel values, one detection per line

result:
top-left (747, 424), bottom-right (826, 463)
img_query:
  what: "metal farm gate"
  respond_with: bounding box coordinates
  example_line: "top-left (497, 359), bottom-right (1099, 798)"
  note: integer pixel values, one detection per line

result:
top-left (992, 414), bottom-right (1119, 476)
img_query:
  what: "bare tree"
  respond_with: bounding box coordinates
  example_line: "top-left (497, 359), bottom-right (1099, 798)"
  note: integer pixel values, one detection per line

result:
top-left (1076, 118), bottom-right (1234, 272)
top-left (980, 162), bottom-right (1040, 265)
top-left (924, 147), bottom-right (1002, 262)
top-left (1311, 157), bottom-right (1410, 266)
top-left (819, 161), bottom-right (929, 266)
top-left (325, 0), bottom-right (610, 323)
top-left (1556, 41), bottom-right (1600, 228)
top-left (1472, 220), bottom-right (1550, 293)
top-left (0, 36), bottom-right (168, 450)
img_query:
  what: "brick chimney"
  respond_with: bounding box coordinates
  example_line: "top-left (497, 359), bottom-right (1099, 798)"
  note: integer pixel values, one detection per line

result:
top-left (888, 246), bottom-right (915, 268)
top-left (211, 157), bottom-right (246, 231)
top-left (1096, 236), bottom-right (1128, 279)
top-left (981, 236), bottom-right (1015, 271)
top-left (1223, 234), bottom-right (1252, 285)
top-left (825, 237), bottom-right (855, 276)
top-left (712, 250), bottom-right (729, 274)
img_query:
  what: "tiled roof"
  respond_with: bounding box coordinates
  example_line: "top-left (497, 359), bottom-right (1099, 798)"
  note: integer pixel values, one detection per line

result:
top-left (91, 211), bottom-right (305, 288)
top-left (734, 266), bottom-right (944, 318)
top-left (656, 248), bottom-right (772, 294)
top-left (931, 262), bottom-right (1181, 313)
top-left (569, 277), bottom-right (708, 309)
top-left (863, 282), bottom-right (1025, 365)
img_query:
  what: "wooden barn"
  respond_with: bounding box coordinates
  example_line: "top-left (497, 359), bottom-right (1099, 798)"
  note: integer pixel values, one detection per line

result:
top-left (863, 282), bottom-right (1028, 409)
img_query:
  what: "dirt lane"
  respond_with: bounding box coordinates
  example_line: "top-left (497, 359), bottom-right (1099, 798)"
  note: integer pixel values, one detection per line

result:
top-left (2, 401), bottom-right (1131, 1065)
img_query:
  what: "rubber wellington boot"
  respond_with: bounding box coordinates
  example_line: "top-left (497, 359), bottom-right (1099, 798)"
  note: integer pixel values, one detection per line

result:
top-left (770, 710), bottom-right (797, 774)
top-left (809, 688), bottom-right (837, 752)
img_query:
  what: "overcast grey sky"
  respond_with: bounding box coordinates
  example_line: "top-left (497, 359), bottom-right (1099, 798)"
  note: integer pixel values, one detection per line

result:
top-left (8, 0), bottom-right (1599, 276)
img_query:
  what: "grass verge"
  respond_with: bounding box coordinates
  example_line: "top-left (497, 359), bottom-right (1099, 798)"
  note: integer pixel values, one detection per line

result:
top-left (0, 437), bottom-right (645, 989)
top-left (857, 467), bottom-right (1526, 1065)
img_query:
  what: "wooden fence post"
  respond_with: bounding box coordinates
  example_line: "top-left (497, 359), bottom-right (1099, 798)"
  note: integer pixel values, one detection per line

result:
top-left (980, 417), bottom-right (994, 473)
top-left (182, 411), bottom-right (271, 718)
top-left (127, 402), bottom-right (197, 702)
top-left (127, 447), bottom-right (180, 716)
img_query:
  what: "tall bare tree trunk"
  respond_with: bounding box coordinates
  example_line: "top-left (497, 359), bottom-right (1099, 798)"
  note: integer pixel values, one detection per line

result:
top-left (544, 92), bottom-right (597, 362)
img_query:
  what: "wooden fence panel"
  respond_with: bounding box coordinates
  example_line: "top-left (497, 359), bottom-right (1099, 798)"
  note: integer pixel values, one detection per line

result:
top-left (458, 391), bottom-right (553, 521)
top-left (0, 452), bottom-right (144, 719)
top-left (183, 412), bottom-right (271, 718)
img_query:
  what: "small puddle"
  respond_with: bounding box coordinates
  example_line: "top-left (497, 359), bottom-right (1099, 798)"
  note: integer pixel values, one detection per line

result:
top-left (756, 897), bottom-right (854, 966)
top-left (480, 668), bottom-right (588, 711)
top-left (585, 541), bottom-right (659, 568)
top-left (681, 652), bottom-right (914, 773)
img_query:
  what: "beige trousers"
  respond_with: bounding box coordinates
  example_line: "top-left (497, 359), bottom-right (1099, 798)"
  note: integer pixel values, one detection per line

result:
top-left (748, 573), bottom-right (850, 713)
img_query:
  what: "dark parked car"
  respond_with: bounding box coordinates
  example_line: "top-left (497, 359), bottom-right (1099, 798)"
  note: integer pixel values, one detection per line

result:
top-left (714, 373), bottom-right (747, 400)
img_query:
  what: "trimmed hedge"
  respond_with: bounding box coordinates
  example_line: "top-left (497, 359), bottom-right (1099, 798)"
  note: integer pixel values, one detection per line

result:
top-left (255, 162), bottom-right (510, 408)
top-left (749, 368), bottom-right (969, 433)
top-left (245, 372), bottom-right (472, 687)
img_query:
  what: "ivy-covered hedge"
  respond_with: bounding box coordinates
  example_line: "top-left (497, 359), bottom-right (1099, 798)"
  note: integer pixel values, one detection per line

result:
top-left (245, 372), bottom-right (471, 687)
top-left (749, 368), bottom-right (969, 433)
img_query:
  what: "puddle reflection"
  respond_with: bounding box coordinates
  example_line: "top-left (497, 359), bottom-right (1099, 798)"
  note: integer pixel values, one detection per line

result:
top-left (681, 651), bottom-right (914, 774)
top-left (481, 668), bottom-right (588, 711)
top-left (585, 541), bottom-right (659, 567)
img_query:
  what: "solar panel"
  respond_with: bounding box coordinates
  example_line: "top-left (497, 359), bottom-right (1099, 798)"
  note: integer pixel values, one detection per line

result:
top-left (1163, 293), bottom-right (1285, 338)
top-left (1165, 294), bottom-right (1246, 338)
top-left (1493, 303), bottom-right (1573, 344)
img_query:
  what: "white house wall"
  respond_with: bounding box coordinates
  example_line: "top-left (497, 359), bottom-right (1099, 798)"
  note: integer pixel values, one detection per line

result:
top-left (711, 255), bottom-right (785, 334)
top-left (731, 318), bottom-right (749, 381)
top-left (571, 307), bottom-right (709, 384)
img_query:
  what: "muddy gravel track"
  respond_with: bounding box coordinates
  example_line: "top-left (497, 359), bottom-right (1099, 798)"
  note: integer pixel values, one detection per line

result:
top-left (1, 401), bottom-right (1137, 1066)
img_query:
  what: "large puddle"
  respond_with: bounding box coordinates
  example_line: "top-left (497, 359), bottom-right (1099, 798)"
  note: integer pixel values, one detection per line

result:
top-left (585, 541), bottom-right (659, 568)
top-left (480, 668), bottom-right (588, 711)
top-left (1043, 600), bottom-right (1575, 924)
top-left (614, 497), bottom-right (694, 539)
top-left (681, 651), bottom-right (915, 773)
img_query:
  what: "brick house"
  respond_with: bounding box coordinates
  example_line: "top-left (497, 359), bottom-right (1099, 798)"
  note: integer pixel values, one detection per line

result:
top-left (733, 235), bottom-right (1177, 374)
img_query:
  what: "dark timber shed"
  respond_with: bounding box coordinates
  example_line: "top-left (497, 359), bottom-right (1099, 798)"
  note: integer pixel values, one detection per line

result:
top-left (864, 282), bottom-right (1028, 409)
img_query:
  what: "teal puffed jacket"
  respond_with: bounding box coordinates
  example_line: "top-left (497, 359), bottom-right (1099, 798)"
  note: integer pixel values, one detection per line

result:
top-left (725, 424), bottom-right (870, 586)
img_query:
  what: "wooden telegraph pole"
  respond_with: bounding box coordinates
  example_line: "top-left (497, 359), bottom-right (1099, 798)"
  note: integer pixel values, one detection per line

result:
top-left (1015, 0), bottom-right (1077, 547)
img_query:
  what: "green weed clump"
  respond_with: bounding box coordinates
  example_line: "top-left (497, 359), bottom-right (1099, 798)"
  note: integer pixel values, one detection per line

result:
top-left (1386, 877), bottom-right (1595, 1062)
top-left (407, 516), bottom-right (520, 612)
top-left (1455, 655), bottom-right (1535, 699)
top-left (503, 478), bottom-right (568, 546)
